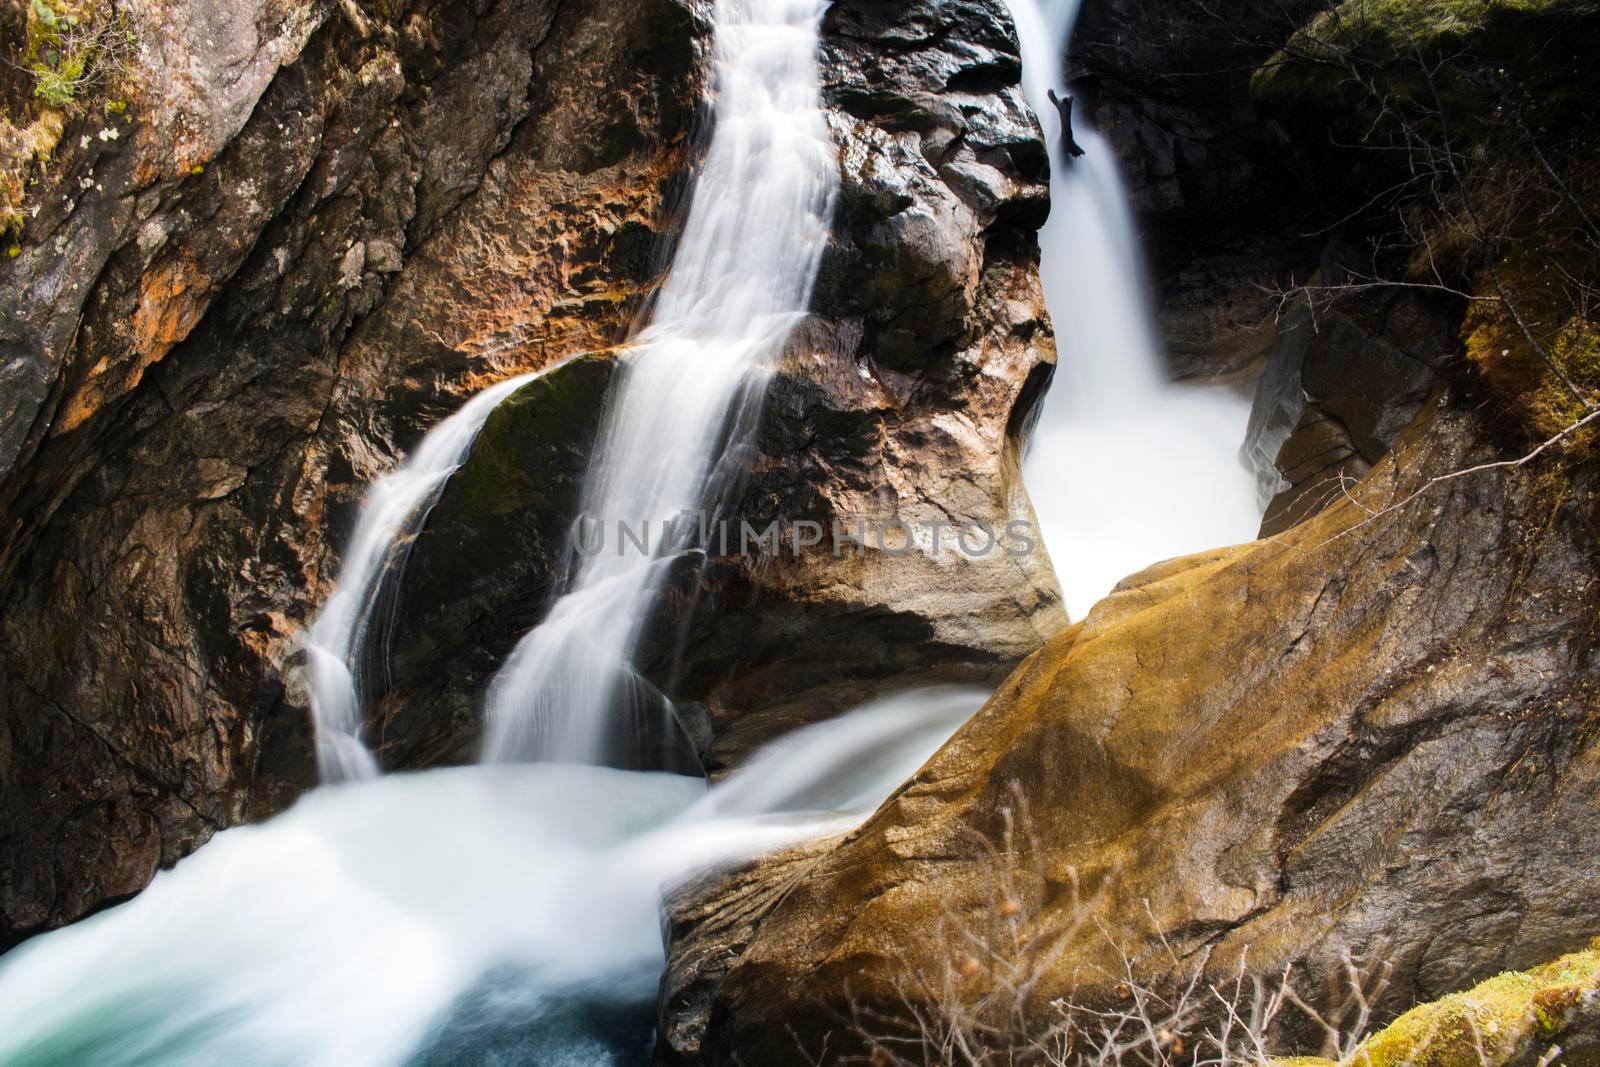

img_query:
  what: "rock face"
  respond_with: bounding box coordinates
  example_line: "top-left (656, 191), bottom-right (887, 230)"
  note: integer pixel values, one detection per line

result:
top-left (0, 0), bottom-right (708, 945)
top-left (653, 2), bottom-right (1600, 1060)
top-left (662, 395), bottom-right (1600, 1063)
top-left (665, 0), bottom-right (1067, 766)
top-left (1242, 0), bottom-right (1600, 535)
top-left (374, 0), bottom-right (1067, 772)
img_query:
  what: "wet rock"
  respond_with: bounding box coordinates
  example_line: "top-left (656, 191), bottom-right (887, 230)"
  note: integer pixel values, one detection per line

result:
top-left (657, 835), bottom-right (843, 1066)
top-left (673, 0), bottom-right (1065, 766)
top-left (663, 395), bottom-right (1600, 1063)
top-left (1243, 256), bottom-right (1453, 535)
top-left (368, 0), bottom-right (1065, 774)
top-left (379, 355), bottom-right (618, 768)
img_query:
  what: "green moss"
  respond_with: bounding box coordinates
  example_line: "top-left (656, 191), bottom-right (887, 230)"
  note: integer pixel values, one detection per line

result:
top-left (25, 0), bottom-right (134, 111)
top-left (450, 355), bottom-right (617, 524)
top-left (1461, 181), bottom-right (1600, 441)
top-left (1255, 0), bottom-right (1600, 449)
top-left (1253, 0), bottom-right (1600, 187)
top-left (1305, 0), bottom-right (1568, 45)
top-left (1348, 941), bottom-right (1600, 1067)
top-left (29, 0), bottom-right (83, 105)
top-left (1255, 0), bottom-right (1587, 86)
top-left (33, 56), bottom-right (86, 108)
top-left (1, 0), bottom-right (132, 240)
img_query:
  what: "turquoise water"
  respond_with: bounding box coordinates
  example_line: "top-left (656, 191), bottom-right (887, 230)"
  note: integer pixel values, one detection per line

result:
top-left (0, 689), bottom-right (984, 1067)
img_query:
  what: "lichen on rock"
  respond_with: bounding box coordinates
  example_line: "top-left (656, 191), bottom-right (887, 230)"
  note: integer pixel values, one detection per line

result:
top-left (1280, 940), bottom-right (1600, 1067)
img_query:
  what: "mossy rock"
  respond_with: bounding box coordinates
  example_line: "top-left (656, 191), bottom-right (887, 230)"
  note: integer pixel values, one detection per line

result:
top-left (1282, 0), bottom-right (1577, 48)
top-left (1463, 244), bottom-right (1600, 439)
top-left (449, 354), bottom-right (617, 525)
top-left (373, 354), bottom-right (618, 766)
top-left (1253, 0), bottom-right (1600, 445)
top-left (1252, 0), bottom-right (1600, 206)
top-left (1345, 940), bottom-right (1600, 1067)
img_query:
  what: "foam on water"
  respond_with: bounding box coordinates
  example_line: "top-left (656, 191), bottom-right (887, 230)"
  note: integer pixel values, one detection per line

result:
top-left (0, 689), bottom-right (985, 1067)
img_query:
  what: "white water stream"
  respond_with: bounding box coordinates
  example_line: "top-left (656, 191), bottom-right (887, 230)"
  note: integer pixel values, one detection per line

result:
top-left (482, 0), bottom-right (838, 765)
top-left (1006, 0), bottom-right (1263, 619)
top-left (303, 372), bottom-right (538, 782)
top-left (0, 689), bottom-right (984, 1067)
top-left (0, 3), bottom-right (862, 1062)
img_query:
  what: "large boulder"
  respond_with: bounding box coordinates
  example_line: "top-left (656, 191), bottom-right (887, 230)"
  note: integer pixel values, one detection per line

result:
top-left (374, 354), bottom-right (618, 768)
top-left (660, 394), bottom-right (1600, 1063)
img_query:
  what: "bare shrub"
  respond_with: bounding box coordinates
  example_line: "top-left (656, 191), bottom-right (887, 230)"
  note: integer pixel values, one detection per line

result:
top-left (797, 784), bottom-right (1422, 1067)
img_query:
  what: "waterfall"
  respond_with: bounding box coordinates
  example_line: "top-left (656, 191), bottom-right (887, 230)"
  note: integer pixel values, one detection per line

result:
top-left (1005, 0), bottom-right (1263, 619)
top-left (481, 0), bottom-right (839, 766)
top-left (302, 372), bottom-right (537, 782)
top-left (306, 0), bottom-right (840, 776)
top-left (0, 3), bottom-right (1289, 1063)
top-left (0, 688), bottom-right (985, 1066)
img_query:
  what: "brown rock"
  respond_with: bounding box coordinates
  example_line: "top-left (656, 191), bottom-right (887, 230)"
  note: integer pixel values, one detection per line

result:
top-left (371, 0), bottom-right (1067, 774)
top-left (669, 0), bottom-right (1067, 765)
top-left (664, 394), bottom-right (1600, 1063)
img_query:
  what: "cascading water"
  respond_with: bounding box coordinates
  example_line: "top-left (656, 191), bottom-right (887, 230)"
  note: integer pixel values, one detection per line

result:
top-left (0, 2), bottom-right (881, 1062)
top-left (302, 372), bottom-right (538, 782)
top-left (0, 688), bottom-right (985, 1066)
top-left (0, 3), bottom-right (1281, 1063)
top-left (482, 0), bottom-right (839, 766)
top-left (1005, 0), bottom-right (1263, 619)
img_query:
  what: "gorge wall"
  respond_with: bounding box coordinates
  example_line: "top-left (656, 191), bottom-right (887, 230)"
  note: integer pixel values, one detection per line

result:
top-left (2, 2), bottom-right (1594, 1063)
top-left (1068, 0), bottom-right (1325, 382)
top-left (0, 0), bottom-right (708, 944)
top-left (0, 0), bottom-right (1064, 943)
